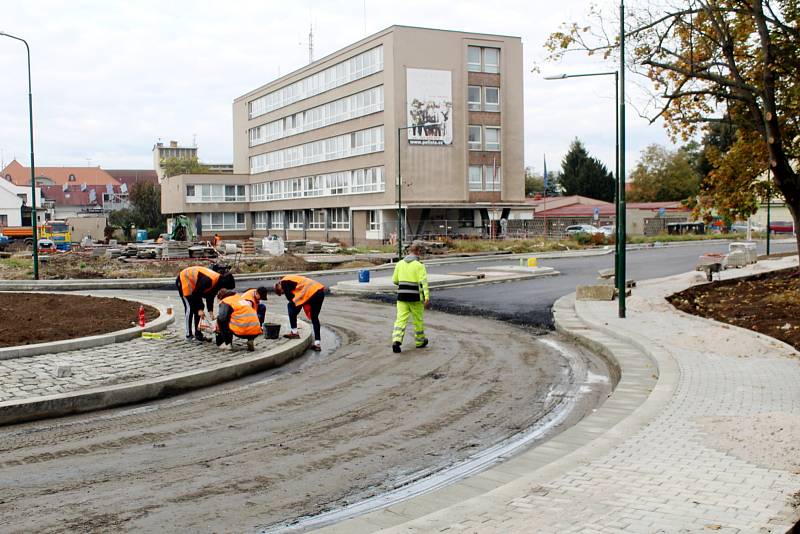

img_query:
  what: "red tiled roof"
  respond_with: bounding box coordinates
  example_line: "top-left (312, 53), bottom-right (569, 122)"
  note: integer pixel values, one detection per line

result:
top-left (106, 169), bottom-right (159, 187)
top-left (40, 184), bottom-right (114, 207)
top-left (1, 159), bottom-right (119, 187)
top-left (534, 204), bottom-right (618, 217)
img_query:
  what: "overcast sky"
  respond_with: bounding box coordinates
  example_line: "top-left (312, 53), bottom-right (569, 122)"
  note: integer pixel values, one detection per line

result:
top-left (0, 0), bottom-right (677, 176)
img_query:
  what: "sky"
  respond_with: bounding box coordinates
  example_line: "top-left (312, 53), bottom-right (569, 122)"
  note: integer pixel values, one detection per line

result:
top-left (0, 0), bottom-right (677, 177)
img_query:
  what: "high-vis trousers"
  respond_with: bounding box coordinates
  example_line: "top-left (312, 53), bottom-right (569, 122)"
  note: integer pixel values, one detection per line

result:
top-left (392, 301), bottom-right (426, 347)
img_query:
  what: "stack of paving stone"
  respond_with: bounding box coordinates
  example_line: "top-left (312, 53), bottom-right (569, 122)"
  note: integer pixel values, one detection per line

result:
top-left (163, 241), bottom-right (191, 259)
top-left (241, 239), bottom-right (256, 256)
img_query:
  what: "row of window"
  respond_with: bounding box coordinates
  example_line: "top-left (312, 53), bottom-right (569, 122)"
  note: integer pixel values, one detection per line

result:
top-left (201, 212), bottom-right (247, 231)
top-left (250, 166), bottom-right (385, 201)
top-left (253, 208), bottom-right (352, 231)
top-left (186, 184), bottom-right (247, 203)
top-left (248, 46), bottom-right (384, 119)
top-left (249, 86), bottom-right (384, 147)
top-left (468, 125), bottom-right (501, 151)
top-left (468, 165), bottom-right (502, 192)
top-left (249, 126), bottom-right (385, 173)
top-left (467, 46), bottom-right (500, 73)
top-left (468, 86), bottom-right (500, 112)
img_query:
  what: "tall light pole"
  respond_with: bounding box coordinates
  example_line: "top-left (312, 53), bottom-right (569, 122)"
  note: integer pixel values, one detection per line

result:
top-left (1, 31), bottom-right (39, 280)
top-left (397, 125), bottom-right (412, 258)
top-left (543, 71), bottom-right (620, 292)
top-left (618, 0), bottom-right (627, 318)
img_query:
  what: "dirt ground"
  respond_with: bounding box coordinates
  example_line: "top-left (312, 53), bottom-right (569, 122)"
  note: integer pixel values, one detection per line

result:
top-left (667, 267), bottom-right (800, 351)
top-left (0, 293), bottom-right (159, 347)
top-left (0, 297), bottom-right (610, 533)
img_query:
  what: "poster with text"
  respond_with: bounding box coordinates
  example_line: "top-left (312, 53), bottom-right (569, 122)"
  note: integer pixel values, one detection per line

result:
top-left (406, 68), bottom-right (453, 145)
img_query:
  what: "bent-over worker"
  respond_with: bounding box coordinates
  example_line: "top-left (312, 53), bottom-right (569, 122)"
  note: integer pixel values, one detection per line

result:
top-left (242, 286), bottom-right (269, 328)
top-left (391, 243), bottom-right (430, 353)
top-left (215, 289), bottom-right (262, 351)
top-left (274, 274), bottom-right (325, 351)
top-left (176, 265), bottom-right (236, 342)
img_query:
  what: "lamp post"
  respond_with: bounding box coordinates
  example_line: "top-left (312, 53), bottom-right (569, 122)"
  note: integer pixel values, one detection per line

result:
top-left (0, 31), bottom-right (39, 280)
top-left (396, 125), bottom-right (412, 258)
top-left (543, 70), bottom-right (621, 296)
top-left (618, 0), bottom-right (627, 318)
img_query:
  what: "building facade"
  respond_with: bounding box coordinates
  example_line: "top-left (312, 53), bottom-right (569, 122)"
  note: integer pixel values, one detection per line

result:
top-left (153, 141), bottom-right (233, 181)
top-left (162, 25), bottom-right (525, 245)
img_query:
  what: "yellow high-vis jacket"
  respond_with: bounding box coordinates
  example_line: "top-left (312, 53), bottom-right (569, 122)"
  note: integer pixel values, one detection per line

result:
top-left (393, 255), bottom-right (429, 302)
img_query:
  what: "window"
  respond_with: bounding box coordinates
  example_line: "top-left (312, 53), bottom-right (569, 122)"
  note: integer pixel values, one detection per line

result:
top-left (468, 166), bottom-right (483, 191)
top-left (484, 165), bottom-right (501, 191)
top-left (467, 46), bottom-right (481, 72)
top-left (187, 183), bottom-right (246, 202)
top-left (0, 214), bottom-right (7, 226)
top-left (368, 210), bottom-right (382, 231)
top-left (483, 48), bottom-right (500, 73)
top-left (247, 45), bottom-right (384, 118)
top-left (484, 87), bottom-right (500, 112)
top-left (68, 174), bottom-right (76, 182)
top-left (485, 127), bottom-right (501, 151)
top-left (254, 211), bottom-right (269, 230)
top-left (201, 212), bottom-right (246, 230)
top-left (186, 185), bottom-right (195, 197)
top-left (468, 86), bottom-right (481, 111)
top-left (468, 125), bottom-right (482, 151)
top-left (308, 209), bottom-right (326, 230)
top-left (288, 210), bottom-right (304, 230)
top-left (270, 211), bottom-right (285, 230)
top-left (328, 207), bottom-right (350, 230)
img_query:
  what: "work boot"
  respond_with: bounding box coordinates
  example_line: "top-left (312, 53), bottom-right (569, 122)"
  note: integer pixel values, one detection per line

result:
top-left (416, 338), bottom-right (429, 349)
top-left (219, 343), bottom-right (232, 351)
top-left (310, 343), bottom-right (321, 352)
top-left (246, 339), bottom-right (255, 352)
top-left (283, 332), bottom-right (300, 339)
top-left (185, 334), bottom-right (194, 342)
top-left (195, 333), bottom-right (210, 343)
top-left (392, 342), bottom-right (402, 353)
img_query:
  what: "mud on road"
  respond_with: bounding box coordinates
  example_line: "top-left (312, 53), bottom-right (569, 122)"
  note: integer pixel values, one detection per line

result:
top-left (0, 297), bottom-right (610, 533)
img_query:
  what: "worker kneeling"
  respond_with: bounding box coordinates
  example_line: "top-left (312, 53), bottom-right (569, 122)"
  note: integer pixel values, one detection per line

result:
top-left (215, 289), bottom-right (263, 351)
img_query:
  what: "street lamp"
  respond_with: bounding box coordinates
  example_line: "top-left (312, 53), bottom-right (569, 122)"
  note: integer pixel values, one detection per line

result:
top-left (396, 125), bottom-right (413, 258)
top-left (0, 31), bottom-right (39, 280)
top-left (543, 70), bottom-right (624, 314)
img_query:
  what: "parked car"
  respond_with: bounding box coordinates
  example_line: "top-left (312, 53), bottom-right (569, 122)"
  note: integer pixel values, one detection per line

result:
top-left (769, 221), bottom-right (795, 234)
top-left (565, 224), bottom-right (601, 236)
top-left (730, 222), bottom-right (765, 233)
top-left (598, 225), bottom-right (615, 237)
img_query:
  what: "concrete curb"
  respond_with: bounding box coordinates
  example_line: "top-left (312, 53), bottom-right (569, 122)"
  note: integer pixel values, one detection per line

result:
top-left (0, 293), bottom-right (174, 361)
top-left (0, 322), bottom-right (312, 426)
top-left (314, 292), bottom-right (665, 533)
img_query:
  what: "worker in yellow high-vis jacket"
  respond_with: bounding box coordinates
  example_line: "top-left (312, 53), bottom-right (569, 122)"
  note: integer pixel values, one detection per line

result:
top-left (392, 243), bottom-right (430, 353)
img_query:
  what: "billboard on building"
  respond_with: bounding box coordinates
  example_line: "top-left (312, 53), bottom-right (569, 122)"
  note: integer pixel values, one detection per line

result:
top-left (406, 68), bottom-right (453, 146)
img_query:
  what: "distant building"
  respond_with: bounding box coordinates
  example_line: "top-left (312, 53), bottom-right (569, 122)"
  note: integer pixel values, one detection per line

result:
top-left (0, 173), bottom-right (44, 227)
top-left (152, 140), bottom-right (233, 181)
top-left (161, 25), bottom-right (525, 244)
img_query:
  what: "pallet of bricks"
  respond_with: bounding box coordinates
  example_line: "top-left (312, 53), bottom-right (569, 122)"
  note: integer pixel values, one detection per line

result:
top-left (241, 239), bottom-right (256, 256)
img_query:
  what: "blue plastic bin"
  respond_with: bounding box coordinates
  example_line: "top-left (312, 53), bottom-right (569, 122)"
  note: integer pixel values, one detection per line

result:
top-left (358, 269), bottom-right (370, 283)
top-left (135, 229), bottom-right (148, 242)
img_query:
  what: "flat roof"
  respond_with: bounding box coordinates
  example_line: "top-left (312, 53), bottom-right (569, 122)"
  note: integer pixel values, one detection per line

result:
top-left (234, 25), bottom-right (521, 103)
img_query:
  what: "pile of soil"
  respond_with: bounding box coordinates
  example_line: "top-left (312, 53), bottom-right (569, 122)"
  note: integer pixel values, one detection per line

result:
top-left (667, 267), bottom-right (800, 351)
top-left (0, 293), bottom-right (159, 347)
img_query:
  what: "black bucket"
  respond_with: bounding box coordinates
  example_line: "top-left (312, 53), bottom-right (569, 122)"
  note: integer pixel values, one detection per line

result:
top-left (263, 323), bottom-right (281, 340)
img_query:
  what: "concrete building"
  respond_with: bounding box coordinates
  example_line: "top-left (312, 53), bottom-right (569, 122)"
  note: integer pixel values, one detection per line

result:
top-left (161, 25), bottom-right (525, 245)
top-left (0, 174), bottom-right (44, 227)
top-left (153, 141), bottom-right (233, 181)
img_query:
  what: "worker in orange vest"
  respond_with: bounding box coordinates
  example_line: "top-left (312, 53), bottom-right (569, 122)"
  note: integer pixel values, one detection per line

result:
top-left (274, 275), bottom-right (325, 351)
top-left (214, 289), bottom-right (263, 351)
top-left (176, 265), bottom-right (236, 342)
top-left (242, 286), bottom-right (269, 329)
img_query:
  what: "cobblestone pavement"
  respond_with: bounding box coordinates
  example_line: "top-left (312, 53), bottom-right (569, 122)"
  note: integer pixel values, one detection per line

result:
top-left (365, 257), bottom-right (800, 533)
top-left (0, 290), bottom-right (294, 402)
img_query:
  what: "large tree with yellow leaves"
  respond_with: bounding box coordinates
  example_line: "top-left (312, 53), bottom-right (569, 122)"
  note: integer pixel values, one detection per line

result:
top-left (545, 1), bottom-right (800, 254)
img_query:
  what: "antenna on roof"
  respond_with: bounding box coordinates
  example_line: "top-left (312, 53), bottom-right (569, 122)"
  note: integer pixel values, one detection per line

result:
top-left (299, 17), bottom-right (314, 64)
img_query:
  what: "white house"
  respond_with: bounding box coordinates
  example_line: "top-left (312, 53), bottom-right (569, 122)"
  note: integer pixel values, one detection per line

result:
top-left (0, 177), bottom-right (44, 227)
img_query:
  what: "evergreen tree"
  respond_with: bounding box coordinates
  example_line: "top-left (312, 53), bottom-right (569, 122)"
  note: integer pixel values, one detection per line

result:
top-left (559, 139), bottom-right (614, 201)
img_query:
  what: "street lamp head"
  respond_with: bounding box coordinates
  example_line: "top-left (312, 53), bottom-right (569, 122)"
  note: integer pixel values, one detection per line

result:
top-left (543, 74), bottom-right (568, 80)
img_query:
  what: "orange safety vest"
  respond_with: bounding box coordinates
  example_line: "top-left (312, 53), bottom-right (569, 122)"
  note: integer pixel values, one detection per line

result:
top-left (242, 288), bottom-right (261, 310)
top-left (179, 266), bottom-right (220, 296)
top-left (282, 275), bottom-right (324, 307)
top-left (221, 295), bottom-right (262, 337)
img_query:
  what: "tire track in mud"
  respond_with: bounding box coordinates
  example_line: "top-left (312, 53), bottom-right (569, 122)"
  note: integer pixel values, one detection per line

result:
top-left (0, 297), bottom-right (611, 533)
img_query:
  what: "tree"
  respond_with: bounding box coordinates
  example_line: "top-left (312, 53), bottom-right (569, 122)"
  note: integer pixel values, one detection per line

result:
top-left (162, 156), bottom-right (210, 178)
top-left (545, 1), bottom-right (800, 257)
top-left (559, 139), bottom-right (615, 201)
top-left (129, 182), bottom-right (164, 231)
top-left (524, 166), bottom-right (544, 196)
top-left (629, 144), bottom-right (701, 202)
